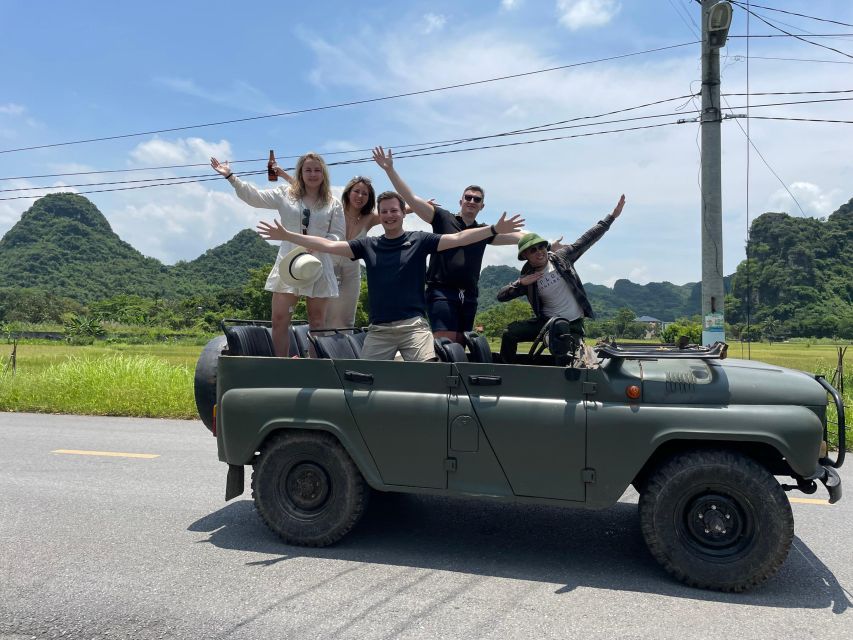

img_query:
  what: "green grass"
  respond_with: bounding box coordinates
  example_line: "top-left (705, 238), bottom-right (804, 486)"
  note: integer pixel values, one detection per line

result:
top-left (0, 352), bottom-right (195, 419)
top-left (0, 340), bottom-right (849, 441)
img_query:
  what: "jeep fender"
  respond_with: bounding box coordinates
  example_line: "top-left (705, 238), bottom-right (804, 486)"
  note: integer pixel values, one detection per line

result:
top-left (217, 387), bottom-right (384, 488)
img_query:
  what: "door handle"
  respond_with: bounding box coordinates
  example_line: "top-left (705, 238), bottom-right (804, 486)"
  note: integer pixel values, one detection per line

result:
top-left (344, 370), bottom-right (374, 385)
top-left (468, 375), bottom-right (502, 386)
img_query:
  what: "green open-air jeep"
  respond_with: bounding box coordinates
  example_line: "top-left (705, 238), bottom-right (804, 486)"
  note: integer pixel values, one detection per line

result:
top-left (194, 320), bottom-right (845, 592)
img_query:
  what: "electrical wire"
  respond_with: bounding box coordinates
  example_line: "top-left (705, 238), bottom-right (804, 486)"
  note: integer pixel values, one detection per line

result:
top-left (729, 1), bottom-right (853, 29)
top-left (0, 41), bottom-right (700, 156)
top-left (0, 93), bottom-right (701, 182)
top-left (0, 120), bottom-right (688, 201)
top-left (732, 55), bottom-right (853, 65)
top-left (4, 89), bottom-right (848, 184)
top-left (727, 3), bottom-right (853, 60)
top-left (8, 92), bottom-right (853, 194)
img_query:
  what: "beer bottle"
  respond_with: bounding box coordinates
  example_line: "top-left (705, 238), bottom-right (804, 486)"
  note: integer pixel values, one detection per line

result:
top-left (267, 150), bottom-right (277, 182)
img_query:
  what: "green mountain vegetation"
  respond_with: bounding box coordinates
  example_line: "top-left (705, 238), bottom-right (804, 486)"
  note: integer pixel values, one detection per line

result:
top-left (0, 193), bottom-right (276, 303)
top-left (477, 267), bottom-right (720, 321)
top-left (1, 193), bottom-right (851, 339)
top-left (727, 198), bottom-right (853, 338)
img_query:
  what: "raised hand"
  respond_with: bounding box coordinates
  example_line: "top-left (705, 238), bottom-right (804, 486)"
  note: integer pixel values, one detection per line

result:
top-left (519, 271), bottom-right (544, 286)
top-left (611, 194), bottom-right (626, 219)
top-left (210, 157), bottom-right (231, 176)
top-left (493, 212), bottom-right (525, 235)
top-left (272, 164), bottom-right (294, 184)
top-left (256, 219), bottom-right (289, 242)
top-left (550, 235), bottom-right (565, 251)
top-left (372, 146), bottom-right (394, 172)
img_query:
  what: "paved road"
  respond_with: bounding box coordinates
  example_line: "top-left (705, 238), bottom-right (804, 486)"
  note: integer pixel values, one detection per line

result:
top-left (1, 412), bottom-right (851, 640)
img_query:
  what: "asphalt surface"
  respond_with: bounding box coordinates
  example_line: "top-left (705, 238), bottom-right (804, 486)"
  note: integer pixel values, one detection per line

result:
top-left (1, 412), bottom-right (851, 640)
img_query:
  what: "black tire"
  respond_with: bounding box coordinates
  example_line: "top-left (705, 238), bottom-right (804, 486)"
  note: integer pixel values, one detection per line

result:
top-left (639, 449), bottom-right (794, 592)
top-left (251, 431), bottom-right (368, 546)
top-left (193, 335), bottom-right (228, 433)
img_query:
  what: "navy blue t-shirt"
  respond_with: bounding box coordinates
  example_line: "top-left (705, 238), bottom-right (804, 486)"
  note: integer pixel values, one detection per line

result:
top-left (426, 206), bottom-right (494, 294)
top-left (349, 231), bottom-right (442, 325)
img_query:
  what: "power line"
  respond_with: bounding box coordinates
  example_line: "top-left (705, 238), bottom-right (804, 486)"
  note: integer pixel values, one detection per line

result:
top-left (0, 41), bottom-right (700, 156)
top-left (5, 93), bottom-right (851, 194)
top-left (0, 120), bottom-right (688, 201)
top-left (728, 55), bottom-right (853, 65)
top-left (1, 110), bottom-right (698, 193)
top-left (729, 1), bottom-right (853, 29)
top-left (727, 33), bottom-right (853, 39)
top-left (7, 88), bottom-right (849, 183)
top-left (727, 3), bottom-right (853, 60)
top-left (9, 91), bottom-right (853, 194)
top-left (0, 93), bottom-right (700, 182)
top-left (747, 116), bottom-right (853, 124)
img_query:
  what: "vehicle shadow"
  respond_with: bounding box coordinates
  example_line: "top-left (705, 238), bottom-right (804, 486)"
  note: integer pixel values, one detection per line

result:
top-left (187, 492), bottom-right (850, 612)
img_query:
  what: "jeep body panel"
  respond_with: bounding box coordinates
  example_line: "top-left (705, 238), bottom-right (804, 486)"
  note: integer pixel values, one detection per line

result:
top-left (215, 350), bottom-right (833, 509)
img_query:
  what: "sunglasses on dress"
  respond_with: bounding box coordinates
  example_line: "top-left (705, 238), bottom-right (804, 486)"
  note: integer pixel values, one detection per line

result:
top-left (301, 208), bottom-right (310, 235)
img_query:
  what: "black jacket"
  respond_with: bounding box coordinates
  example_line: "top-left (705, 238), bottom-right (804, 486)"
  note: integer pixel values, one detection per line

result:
top-left (496, 216), bottom-right (616, 320)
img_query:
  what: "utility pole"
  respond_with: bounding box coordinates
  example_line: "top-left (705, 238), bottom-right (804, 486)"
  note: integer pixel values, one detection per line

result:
top-left (700, 0), bottom-right (732, 345)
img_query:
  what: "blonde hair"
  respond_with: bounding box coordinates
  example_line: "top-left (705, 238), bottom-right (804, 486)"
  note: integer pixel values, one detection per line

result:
top-left (289, 152), bottom-right (332, 207)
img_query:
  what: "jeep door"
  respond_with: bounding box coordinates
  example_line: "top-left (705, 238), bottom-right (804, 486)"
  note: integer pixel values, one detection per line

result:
top-left (333, 360), bottom-right (451, 489)
top-left (453, 362), bottom-right (588, 502)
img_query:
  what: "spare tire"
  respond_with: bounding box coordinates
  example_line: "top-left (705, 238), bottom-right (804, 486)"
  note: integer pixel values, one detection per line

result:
top-left (194, 335), bottom-right (228, 433)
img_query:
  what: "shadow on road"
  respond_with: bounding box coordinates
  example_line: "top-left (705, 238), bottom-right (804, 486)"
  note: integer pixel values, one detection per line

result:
top-left (188, 491), bottom-right (850, 612)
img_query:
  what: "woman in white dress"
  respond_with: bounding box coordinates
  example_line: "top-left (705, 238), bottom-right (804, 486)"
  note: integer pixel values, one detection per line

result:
top-left (325, 176), bottom-right (380, 329)
top-left (210, 152), bottom-right (344, 356)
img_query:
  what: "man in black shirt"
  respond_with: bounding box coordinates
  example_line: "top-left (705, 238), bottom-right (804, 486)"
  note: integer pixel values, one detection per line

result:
top-left (372, 147), bottom-right (529, 345)
top-left (257, 191), bottom-right (524, 361)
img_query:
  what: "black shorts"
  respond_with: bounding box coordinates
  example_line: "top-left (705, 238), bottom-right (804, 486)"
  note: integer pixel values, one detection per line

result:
top-left (426, 287), bottom-right (478, 333)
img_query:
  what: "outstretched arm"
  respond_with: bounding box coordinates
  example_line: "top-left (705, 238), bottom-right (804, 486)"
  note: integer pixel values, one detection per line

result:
top-left (557, 194), bottom-right (626, 261)
top-left (372, 146), bottom-right (436, 224)
top-left (257, 219), bottom-right (354, 258)
top-left (212, 157), bottom-right (282, 209)
top-left (438, 213), bottom-right (524, 251)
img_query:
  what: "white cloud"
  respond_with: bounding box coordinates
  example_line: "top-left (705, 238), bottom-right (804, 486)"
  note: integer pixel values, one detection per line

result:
top-left (287, 19), bottom-right (853, 287)
top-left (628, 265), bottom-right (650, 284)
top-left (556, 0), bottom-right (621, 31)
top-left (129, 137), bottom-right (232, 166)
top-left (421, 13), bottom-right (447, 34)
top-left (767, 182), bottom-right (844, 218)
top-left (501, 0), bottom-right (522, 10)
top-left (0, 103), bottom-right (25, 116)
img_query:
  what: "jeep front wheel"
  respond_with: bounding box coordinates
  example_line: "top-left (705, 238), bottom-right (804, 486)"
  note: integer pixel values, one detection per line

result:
top-left (639, 449), bottom-right (793, 592)
top-left (252, 431), bottom-right (368, 546)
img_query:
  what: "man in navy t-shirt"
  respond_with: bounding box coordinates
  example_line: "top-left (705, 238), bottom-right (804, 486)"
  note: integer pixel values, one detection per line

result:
top-left (257, 192), bottom-right (524, 360)
top-left (372, 146), bottom-right (532, 346)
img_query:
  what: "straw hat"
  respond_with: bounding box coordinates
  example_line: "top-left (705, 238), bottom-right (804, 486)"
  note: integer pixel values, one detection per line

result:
top-left (277, 246), bottom-right (323, 287)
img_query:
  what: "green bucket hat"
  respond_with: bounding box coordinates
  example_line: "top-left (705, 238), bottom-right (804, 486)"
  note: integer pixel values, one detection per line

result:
top-left (517, 232), bottom-right (549, 261)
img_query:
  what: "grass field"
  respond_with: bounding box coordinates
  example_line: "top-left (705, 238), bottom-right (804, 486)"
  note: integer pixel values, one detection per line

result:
top-left (0, 340), bottom-right (849, 428)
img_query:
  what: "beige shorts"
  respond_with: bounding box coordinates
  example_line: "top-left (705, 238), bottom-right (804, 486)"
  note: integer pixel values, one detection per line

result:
top-left (361, 316), bottom-right (436, 361)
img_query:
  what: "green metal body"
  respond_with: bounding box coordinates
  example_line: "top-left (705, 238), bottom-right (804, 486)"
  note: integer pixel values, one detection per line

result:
top-left (216, 354), bottom-right (827, 508)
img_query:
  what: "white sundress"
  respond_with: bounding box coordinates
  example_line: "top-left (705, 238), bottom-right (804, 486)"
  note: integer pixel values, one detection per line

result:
top-left (228, 176), bottom-right (345, 297)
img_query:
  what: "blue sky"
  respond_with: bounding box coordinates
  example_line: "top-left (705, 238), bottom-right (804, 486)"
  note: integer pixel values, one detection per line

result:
top-left (1, 0), bottom-right (851, 286)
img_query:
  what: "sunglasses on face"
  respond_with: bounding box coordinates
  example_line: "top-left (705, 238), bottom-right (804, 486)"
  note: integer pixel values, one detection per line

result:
top-left (463, 194), bottom-right (483, 204)
top-left (528, 244), bottom-right (548, 255)
top-left (301, 208), bottom-right (311, 235)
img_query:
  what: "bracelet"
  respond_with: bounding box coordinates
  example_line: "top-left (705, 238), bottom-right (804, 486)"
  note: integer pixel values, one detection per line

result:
top-left (224, 173), bottom-right (233, 179)
top-left (490, 224), bottom-right (497, 236)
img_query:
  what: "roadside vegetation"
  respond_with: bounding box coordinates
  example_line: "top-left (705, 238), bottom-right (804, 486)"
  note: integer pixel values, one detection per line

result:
top-left (1, 339), bottom-right (849, 444)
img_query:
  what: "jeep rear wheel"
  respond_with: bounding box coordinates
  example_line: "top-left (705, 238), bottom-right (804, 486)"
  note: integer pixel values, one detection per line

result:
top-left (639, 449), bottom-right (793, 592)
top-left (252, 431), bottom-right (368, 546)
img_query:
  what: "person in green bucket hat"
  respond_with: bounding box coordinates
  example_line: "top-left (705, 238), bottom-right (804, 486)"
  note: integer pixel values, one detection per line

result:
top-left (496, 195), bottom-right (626, 363)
